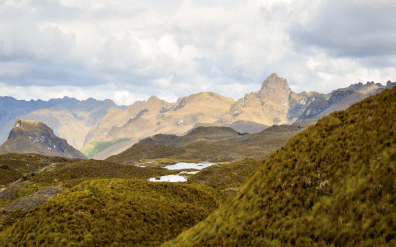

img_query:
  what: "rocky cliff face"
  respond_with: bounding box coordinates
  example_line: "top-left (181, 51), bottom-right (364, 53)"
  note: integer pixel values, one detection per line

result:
top-left (227, 73), bottom-right (293, 126)
top-left (0, 119), bottom-right (86, 159)
top-left (387, 80), bottom-right (396, 88)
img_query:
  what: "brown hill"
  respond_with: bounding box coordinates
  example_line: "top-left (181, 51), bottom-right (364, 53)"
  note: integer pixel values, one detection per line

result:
top-left (135, 126), bottom-right (242, 147)
top-left (188, 120), bottom-right (269, 135)
top-left (0, 119), bottom-right (86, 159)
top-left (0, 153), bottom-right (80, 186)
top-left (106, 124), bottom-right (307, 164)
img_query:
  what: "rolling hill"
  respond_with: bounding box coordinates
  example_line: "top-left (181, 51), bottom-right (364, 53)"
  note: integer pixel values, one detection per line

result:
top-left (106, 124), bottom-right (306, 164)
top-left (162, 83), bottom-right (396, 246)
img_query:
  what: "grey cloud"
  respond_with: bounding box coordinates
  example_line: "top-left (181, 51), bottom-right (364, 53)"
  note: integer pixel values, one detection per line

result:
top-left (289, 0), bottom-right (396, 58)
top-left (0, 62), bottom-right (106, 87)
top-left (0, 0), bottom-right (82, 22)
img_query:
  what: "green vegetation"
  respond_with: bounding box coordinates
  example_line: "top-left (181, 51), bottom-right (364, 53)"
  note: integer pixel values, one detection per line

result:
top-left (163, 87), bottom-right (396, 246)
top-left (187, 159), bottom-right (262, 192)
top-left (30, 159), bottom-right (175, 188)
top-left (0, 153), bottom-right (80, 185)
top-left (83, 138), bottom-right (131, 158)
top-left (0, 199), bottom-right (11, 207)
top-left (0, 179), bottom-right (225, 247)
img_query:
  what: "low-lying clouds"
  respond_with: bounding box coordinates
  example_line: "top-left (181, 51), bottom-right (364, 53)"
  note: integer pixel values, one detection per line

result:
top-left (0, 0), bottom-right (394, 105)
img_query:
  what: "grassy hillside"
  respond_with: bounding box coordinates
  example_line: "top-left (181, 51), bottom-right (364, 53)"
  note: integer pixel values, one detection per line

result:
top-left (30, 159), bottom-right (175, 187)
top-left (163, 87), bottom-right (396, 246)
top-left (187, 159), bottom-right (262, 193)
top-left (83, 138), bottom-right (130, 158)
top-left (0, 179), bottom-right (225, 246)
top-left (0, 153), bottom-right (80, 185)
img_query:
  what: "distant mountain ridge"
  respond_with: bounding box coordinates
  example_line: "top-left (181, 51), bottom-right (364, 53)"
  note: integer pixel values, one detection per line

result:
top-left (0, 96), bottom-right (122, 149)
top-left (86, 74), bottom-right (395, 159)
top-left (297, 80), bottom-right (394, 121)
top-left (0, 119), bottom-right (86, 159)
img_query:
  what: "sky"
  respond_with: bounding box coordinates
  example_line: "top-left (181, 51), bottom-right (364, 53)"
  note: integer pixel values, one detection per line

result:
top-left (0, 0), bottom-right (395, 106)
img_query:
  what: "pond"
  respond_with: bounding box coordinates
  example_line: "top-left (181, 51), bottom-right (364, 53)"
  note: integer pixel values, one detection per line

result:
top-left (148, 162), bottom-right (217, 183)
top-left (164, 162), bottom-right (215, 170)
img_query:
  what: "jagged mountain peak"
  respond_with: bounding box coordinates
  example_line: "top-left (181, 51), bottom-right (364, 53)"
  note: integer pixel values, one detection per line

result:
top-left (260, 73), bottom-right (290, 92)
top-left (10, 119), bottom-right (52, 139)
top-left (147, 95), bottom-right (165, 104)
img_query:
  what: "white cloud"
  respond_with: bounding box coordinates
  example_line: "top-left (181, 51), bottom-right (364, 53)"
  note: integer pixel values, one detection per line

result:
top-left (112, 90), bottom-right (136, 106)
top-left (154, 77), bottom-right (171, 88)
top-left (0, 0), bottom-right (394, 104)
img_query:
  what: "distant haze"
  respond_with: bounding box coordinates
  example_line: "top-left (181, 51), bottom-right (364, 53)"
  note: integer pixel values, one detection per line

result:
top-left (0, 0), bottom-right (394, 105)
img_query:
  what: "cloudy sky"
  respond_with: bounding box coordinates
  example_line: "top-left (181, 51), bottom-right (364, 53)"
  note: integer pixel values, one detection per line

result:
top-left (0, 0), bottom-right (395, 105)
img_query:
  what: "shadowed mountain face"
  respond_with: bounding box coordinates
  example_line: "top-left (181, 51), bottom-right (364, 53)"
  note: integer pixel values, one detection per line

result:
top-left (297, 81), bottom-right (395, 121)
top-left (163, 86), bottom-right (396, 246)
top-left (0, 119), bottom-right (86, 159)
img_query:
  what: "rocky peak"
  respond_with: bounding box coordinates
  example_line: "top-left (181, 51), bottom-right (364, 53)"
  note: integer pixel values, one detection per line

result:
top-left (2, 119), bottom-right (86, 159)
top-left (387, 80), bottom-right (396, 88)
top-left (14, 119), bottom-right (23, 128)
top-left (147, 96), bottom-right (163, 104)
top-left (258, 73), bottom-right (291, 105)
top-left (260, 73), bottom-right (291, 94)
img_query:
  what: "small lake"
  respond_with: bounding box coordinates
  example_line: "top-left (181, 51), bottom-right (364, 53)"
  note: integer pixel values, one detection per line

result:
top-left (149, 175), bottom-right (187, 182)
top-left (164, 162), bottom-right (215, 170)
top-left (148, 162), bottom-right (217, 183)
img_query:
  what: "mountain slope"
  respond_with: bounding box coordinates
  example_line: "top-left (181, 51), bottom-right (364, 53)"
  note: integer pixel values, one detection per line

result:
top-left (21, 108), bottom-right (91, 150)
top-left (106, 124), bottom-right (306, 164)
top-left (163, 86), bottom-right (396, 246)
top-left (0, 119), bottom-right (86, 159)
top-left (83, 93), bottom-right (235, 158)
top-left (136, 126), bottom-right (243, 147)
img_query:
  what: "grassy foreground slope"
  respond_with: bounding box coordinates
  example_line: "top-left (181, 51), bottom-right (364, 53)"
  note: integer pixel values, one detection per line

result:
top-left (0, 179), bottom-right (225, 247)
top-left (163, 86), bottom-right (396, 246)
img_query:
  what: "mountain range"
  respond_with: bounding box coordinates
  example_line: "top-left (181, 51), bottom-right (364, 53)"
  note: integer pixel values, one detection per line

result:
top-left (83, 74), bottom-right (395, 159)
top-left (0, 74), bottom-right (394, 160)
